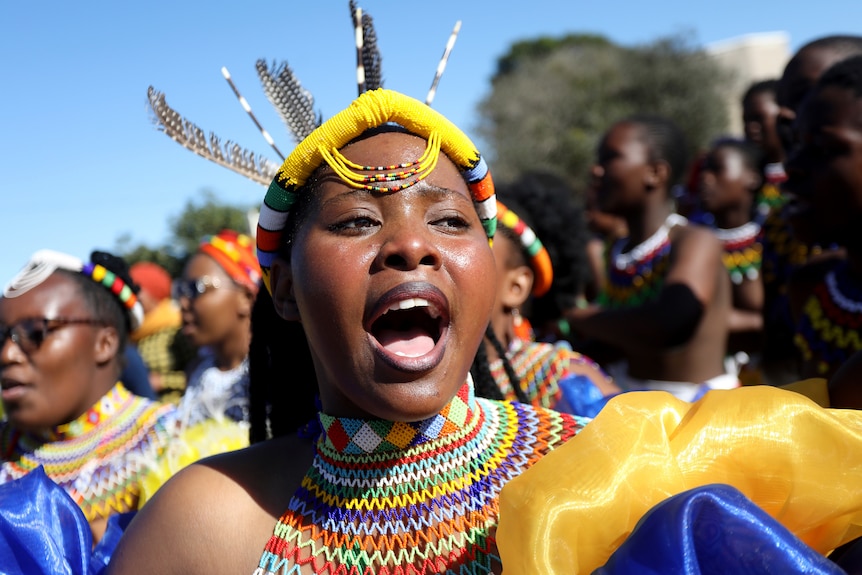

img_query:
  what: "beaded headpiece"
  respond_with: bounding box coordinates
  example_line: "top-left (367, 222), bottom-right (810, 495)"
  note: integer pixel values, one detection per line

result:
top-left (145, 3), bottom-right (474, 294)
top-left (3, 249), bottom-right (145, 331)
top-left (496, 200), bottom-right (553, 297)
top-left (198, 229), bottom-right (262, 294)
top-left (256, 88), bottom-right (496, 291)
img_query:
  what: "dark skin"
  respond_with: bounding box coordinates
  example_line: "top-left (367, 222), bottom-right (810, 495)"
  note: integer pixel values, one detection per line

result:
top-left (570, 122), bottom-right (731, 383)
top-left (744, 90), bottom-right (784, 165)
top-left (777, 45), bottom-right (860, 157)
top-left (785, 84), bottom-right (862, 380)
top-left (108, 131), bottom-right (500, 574)
top-left (698, 145), bottom-right (764, 348)
top-left (1, 272), bottom-right (123, 543)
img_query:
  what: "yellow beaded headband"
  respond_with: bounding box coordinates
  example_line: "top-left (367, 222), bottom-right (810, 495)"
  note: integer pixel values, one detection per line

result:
top-left (256, 88), bottom-right (496, 293)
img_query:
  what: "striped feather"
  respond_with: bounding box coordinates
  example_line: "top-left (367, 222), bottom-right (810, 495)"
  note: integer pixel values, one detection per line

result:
top-left (147, 86), bottom-right (278, 186)
top-left (255, 60), bottom-right (321, 144)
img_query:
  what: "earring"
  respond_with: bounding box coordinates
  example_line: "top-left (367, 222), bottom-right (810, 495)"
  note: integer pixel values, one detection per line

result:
top-left (512, 308), bottom-right (532, 341)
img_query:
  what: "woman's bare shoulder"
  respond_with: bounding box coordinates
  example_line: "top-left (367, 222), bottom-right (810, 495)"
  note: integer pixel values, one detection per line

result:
top-left (108, 434), bottom-right (315, 575)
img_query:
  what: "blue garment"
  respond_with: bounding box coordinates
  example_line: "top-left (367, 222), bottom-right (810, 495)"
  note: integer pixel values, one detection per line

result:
top-left (120, 345), bottom-right (156, 400)
top-left (556, 374), bottom-right (618, 418)
top-left (595, 484), bottom-right (846, 575)
top-left (0, 467), bottom-right (131, 575)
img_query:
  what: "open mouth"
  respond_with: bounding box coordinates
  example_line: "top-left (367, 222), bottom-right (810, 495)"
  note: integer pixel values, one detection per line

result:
top-left (370, 297), bottom-right (444, 358)
top-left (367, 284), bottom-right (449, 369)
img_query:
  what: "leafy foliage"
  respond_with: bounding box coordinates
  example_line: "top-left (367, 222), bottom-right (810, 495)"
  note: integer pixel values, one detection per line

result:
top-left (116, 190), bottom-right (253, 277)
top-left (478, 32), bottom-right (731, 193)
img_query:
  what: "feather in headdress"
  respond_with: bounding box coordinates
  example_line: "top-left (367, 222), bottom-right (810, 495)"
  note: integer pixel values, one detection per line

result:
top-left (147, 86), bottom-right (279, 186)
top-left (221, 66), bottom-right (285, 160)
top-left (255, 60), bottom-right (322, 145)
top-left (426, 20), bottom-right (462, 106)
top-left (350, 0), bottom-right (383, 91)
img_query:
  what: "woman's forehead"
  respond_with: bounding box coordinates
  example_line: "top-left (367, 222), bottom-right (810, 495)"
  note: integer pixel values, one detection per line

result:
top-left (0, 273), bottom-right (80, 319)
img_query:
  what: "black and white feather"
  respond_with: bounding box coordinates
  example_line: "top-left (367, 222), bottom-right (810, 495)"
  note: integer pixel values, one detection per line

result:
top-left (147, 86), bottom-right (279, 186)
top-left (256, 60), bottom-right (322, 145)
top-left (352, 1), bottom-right (383, 91)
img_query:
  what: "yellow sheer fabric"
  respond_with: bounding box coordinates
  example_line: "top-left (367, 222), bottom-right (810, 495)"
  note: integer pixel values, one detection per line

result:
top-left (498, 385), bottom-right (862, 574)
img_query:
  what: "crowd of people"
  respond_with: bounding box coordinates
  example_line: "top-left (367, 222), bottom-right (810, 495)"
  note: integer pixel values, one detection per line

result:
top-left (2, 14), bottom-right (862, 575)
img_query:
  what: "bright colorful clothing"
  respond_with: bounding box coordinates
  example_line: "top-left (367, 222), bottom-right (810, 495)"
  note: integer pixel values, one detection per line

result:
top-left (490, 338), bottom-right (616, 417)
top-left (253, 381), bottom-right (587, 575)
top-left (598, 214), bottom-right (687, 309)
top-left (132, 299), bottom-right (196, 404)
top-left (0, 383), bottom-right (176, 522)
top-left (795, 260), bottom-right (862, 377)
top-left (714, 220), bottom-right (763, 285)
top-left (177, 352), bottom-right (250, 425)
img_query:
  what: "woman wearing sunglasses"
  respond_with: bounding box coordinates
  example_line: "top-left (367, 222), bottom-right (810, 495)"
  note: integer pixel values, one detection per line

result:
top-left (174, 229), bottom-right (261, 427)
top-left (0, 249), bottom-right (177, 544)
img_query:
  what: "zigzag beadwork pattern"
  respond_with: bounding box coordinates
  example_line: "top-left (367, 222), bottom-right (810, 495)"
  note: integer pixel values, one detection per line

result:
top-left (490, 339), bottom-right (612, 410)
top-left (599, 238), bottom-right (672, 309)
top-left (0, 383), bottom-right (176, 521)
top-left (253, 382), bottom-right (586, 574)
top-left (795, 263), bottom-right (862, 375)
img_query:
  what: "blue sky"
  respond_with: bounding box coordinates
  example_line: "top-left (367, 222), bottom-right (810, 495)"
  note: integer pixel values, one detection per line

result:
top-left (2, 0), bottom-right (860, 284)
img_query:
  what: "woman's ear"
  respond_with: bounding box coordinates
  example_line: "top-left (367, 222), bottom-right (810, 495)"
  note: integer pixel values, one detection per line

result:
top-left (93, 325), bottom-right (120, 366)
top-left (270, 257), bottom-right (301, 322)
top-left (501, 265), bottom-right (534, 310)
top-left (646, 160), bottom-right (670, 191)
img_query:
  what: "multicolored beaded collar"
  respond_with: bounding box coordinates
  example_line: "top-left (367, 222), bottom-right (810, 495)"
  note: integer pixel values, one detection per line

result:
top-left (0, 383), bottom-right (176, 521)
top-left (253, 381), bottom-right (586, 575)
top-left (714, 221), bottom-right (763, 285)
top-left (599, 214), bottom-right (687, 309)
top-left (795, 261), bottom-right (862, 376)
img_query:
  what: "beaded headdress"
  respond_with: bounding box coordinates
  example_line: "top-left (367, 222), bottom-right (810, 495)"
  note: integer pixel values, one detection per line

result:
top-left (3, 249), bottom-right (145, 331)
top-left (257, 88), bottom-right (495, 291)
top-left (496, 200), bottom-right (553, 297)
top-left (144, 3), bottom-right (481, 294)
top-left (198, 229), bottom-right (262, 294)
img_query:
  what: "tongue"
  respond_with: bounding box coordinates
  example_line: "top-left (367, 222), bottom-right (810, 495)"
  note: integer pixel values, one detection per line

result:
top-left (377, 327), bottom-right (435, 358)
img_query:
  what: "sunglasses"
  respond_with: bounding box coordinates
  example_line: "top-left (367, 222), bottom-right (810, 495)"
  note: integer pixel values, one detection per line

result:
top-left (172, 275), bottom-right (238, 301)
top-left (0, 317), bottom-right (108, 354)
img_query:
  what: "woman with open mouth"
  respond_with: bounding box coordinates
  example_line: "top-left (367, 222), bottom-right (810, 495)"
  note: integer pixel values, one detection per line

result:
top-left (108, 89), bottom-right (590, 575)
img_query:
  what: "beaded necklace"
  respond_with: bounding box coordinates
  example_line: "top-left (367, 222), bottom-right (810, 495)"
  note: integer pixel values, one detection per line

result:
top-left (714, 221), bottom-right (763, 285)
top-left (253, 381), bottom-right (586, 575)
top-left (0, 382), bottom-right (176, 521)
top-left (489, 338), bottom-right (611, 412)
top-left (795, 261), bottom-right (862, 376)
top-left (599, 214), bottom-right (687, 309)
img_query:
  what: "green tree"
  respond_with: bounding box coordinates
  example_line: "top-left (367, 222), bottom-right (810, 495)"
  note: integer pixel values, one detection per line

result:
top-left (117, 189), bottom-right (253, 277)
top-left (477, 32), bottom-right (731, 194)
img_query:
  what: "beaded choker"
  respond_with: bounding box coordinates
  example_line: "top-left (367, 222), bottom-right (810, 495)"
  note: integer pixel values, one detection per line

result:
top-left (0, 383), bottom-right (176, 521)
top-left (795, 262), bottom-right (862, 376)
top-left (599, 214), bottom-right (687, 309)
top-left (254, 381), bottom-right (585, 575)
top-left (714, 221), bottom-right (763, 285)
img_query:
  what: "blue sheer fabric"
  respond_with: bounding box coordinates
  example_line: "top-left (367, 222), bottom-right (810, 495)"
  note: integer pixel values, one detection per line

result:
top-left (594, 484), bottom-right (846, 575)
top-left (0, 466), bottom-right (130, 575)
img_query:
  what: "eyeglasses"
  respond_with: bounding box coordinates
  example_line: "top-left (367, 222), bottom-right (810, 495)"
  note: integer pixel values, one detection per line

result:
top-left (0, 317), bottom-right (108, 354)
top-left (172, 275), bottom-right (237, 301)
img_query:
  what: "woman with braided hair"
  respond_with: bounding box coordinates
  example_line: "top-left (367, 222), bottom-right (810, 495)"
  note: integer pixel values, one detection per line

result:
top-left (0, 249), bottom-right (177, 545)
top-left (108, 89), bottom-right (589, 575)
top-left (471, 172), bottom-right (620, 416)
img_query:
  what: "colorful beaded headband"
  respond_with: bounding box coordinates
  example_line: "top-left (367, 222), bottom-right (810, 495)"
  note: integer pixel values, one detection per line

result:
top-left (81, 262), bottom-right (145, 330)
top-left (496, 201), bottom-right (554, 297)
top-left (199, 230), bottom-right (262, 294)
top-left (3, 249), bottom-right (145, 331)
top-left (257, 88), bottom-right (496, 293)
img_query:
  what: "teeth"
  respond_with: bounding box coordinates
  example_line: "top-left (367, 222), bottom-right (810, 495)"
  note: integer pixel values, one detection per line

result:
top-left (387, 298), bottom-right (430, 312)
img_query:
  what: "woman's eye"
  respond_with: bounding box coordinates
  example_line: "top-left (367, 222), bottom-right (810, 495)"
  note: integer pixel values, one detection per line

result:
top-left (329, 216), bottom-right (379, 232)
top-left (431, 215), bottom-right (470, 230)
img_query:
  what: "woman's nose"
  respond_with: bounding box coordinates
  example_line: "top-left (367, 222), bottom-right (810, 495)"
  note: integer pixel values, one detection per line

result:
top-left (375, 222), bottom-right (442, 272)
